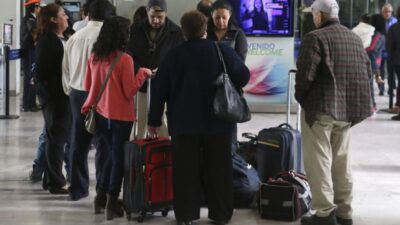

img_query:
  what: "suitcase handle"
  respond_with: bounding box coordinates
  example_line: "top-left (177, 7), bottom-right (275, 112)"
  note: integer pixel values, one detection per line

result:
top-left (242, 132), bottom-right (257, 140)
top-left (287, 69), bottom-right (301, 130)
top-left (278, 123), bottom-right (294, 130)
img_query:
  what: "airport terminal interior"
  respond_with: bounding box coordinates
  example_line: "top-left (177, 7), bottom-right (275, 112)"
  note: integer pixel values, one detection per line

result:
top-left (1, 0), bottom-right (400, 225)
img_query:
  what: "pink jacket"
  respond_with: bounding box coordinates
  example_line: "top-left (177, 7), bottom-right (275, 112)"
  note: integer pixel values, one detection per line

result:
top-left (82, 51), bottom-right (150, 121)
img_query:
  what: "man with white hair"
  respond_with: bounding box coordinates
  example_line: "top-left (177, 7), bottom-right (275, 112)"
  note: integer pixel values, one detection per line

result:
top-left (295, 0), bottom-right (372, 225)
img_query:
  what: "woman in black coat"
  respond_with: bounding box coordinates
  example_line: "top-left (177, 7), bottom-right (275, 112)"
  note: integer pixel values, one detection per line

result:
top-left (148, 10), bottom-right (250, 225)
top-left (207, 0), bottom-right (248, 61)
top-left (34, 3), bottom-right (71, 194)
top-left (207, 0), bottom-right (249, 156)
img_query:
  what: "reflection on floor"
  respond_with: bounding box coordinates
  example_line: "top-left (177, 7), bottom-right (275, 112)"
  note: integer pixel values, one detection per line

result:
top-left (1, 94), bottom-right (400, 225)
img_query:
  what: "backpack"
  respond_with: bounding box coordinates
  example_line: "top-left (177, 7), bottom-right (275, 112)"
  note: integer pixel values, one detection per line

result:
top-left (232, 153), bottom-right (260, 208)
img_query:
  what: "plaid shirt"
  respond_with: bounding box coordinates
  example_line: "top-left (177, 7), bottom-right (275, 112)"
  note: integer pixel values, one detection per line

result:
top-left (295, 20), bottom-right (372, 127)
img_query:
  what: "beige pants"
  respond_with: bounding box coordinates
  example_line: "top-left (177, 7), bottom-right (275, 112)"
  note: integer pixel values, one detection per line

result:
top-left (301, 111), bottom-right (353, 219)
top-left (130, 92), bottom-right (169, 140)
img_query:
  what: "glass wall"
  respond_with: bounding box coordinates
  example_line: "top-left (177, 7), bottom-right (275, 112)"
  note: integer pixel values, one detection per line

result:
top-left (337, 0), bottom-right (398, 29)
top-left (300, 0), bottom-right (399, 30)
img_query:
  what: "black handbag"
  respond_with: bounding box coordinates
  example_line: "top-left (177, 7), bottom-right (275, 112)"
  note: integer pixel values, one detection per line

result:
top-left (213, 42), bottom-right (251, 123)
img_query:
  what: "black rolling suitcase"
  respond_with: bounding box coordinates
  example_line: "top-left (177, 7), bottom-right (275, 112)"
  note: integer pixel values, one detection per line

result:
top-left (256, 69), bottom-right (305, 183)
top-left (123, 78), bottom-right (173, 222)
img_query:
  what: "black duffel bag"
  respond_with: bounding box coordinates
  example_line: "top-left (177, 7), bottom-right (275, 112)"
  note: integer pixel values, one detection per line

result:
top-left (259, 170), bottom-right (312, 221)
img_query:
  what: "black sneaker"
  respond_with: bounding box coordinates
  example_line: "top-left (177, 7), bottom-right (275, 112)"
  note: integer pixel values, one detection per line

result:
top-left (29, 166), bottom-right (43, 182)
top-left (211, 220), bottom-right (229, 225)
top-left (176, 220), bottom-right (196, 225)
top-left (392, 114), bottom-right (400, 121)
top-left (336, 216), bottom-right (353, 225)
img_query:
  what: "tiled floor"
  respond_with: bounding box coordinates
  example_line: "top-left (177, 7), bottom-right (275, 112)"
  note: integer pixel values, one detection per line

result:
top-left (1, 93), bottom-right (400, 225)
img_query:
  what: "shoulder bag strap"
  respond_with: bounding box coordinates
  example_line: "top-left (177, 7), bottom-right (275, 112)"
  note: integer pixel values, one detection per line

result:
top-left (92, 52), bottom-right (123, 108)
top-left (214, 42), bottom-right (227, 75)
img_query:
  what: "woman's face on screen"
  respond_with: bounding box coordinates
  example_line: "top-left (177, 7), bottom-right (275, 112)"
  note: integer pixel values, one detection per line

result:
top-left (254, 0), bottom-right (262, 11)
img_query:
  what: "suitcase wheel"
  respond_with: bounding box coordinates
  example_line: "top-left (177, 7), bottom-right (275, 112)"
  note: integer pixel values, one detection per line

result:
top-left (161, 209), bottom-right (169, 217)
top-left (137, 211), bottom-right (146, 223)
top-left (126, 213), bottom-right (131, 221)
top-left (137, 215), bottom-right (144, 223)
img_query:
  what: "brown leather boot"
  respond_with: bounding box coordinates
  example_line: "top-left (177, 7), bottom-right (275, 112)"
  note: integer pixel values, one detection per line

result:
top-left (93, 189), bottom-right (107, 214)
top-left (105, 194), bottom-right (124, 220)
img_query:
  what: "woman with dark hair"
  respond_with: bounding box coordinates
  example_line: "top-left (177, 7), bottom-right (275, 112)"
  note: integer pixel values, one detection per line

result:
top-left (207, 0), bottom-right (248, 160)
top-left (242, 0), bottom-right (269, 32)
top-left (148, 10), bottom-right (249, 225)
top-left (132, 6), bottom-right (147, 25)
top-left (35, 3), bottom-right (70, 194)
top-left (81, 16), bottom-right (151, 220)
top-left (197, 0), bottom-right (213, 19)
top-left (207, 0), bottom-right (248, 61)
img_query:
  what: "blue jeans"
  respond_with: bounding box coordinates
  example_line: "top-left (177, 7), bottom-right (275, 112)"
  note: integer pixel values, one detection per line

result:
top-left (33, 126), bottom-right (47, 171)
top-left (33, 125), bottom-right (71, 178)
top-left (96, 113), bottom-right (132, 197)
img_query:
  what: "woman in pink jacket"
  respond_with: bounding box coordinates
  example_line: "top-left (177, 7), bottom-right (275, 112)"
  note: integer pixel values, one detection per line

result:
top-left (81, 16), bottom-right (151, 220)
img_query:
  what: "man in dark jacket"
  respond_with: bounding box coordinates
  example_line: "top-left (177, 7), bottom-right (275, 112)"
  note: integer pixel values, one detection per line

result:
top-left (128, 0), bottom-right (184, 138)
top-left (387, 7), bottom-right (400, 120)
top-left (295, 0), bottom-right (372, 225)
top-left (20, 0), bottom-right (41, 112)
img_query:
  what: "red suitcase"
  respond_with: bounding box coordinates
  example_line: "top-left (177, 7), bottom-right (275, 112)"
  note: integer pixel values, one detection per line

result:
top-left (123, 77), bottom-right (173, 222)
top-left (123, 137), bottom-right (173, 222)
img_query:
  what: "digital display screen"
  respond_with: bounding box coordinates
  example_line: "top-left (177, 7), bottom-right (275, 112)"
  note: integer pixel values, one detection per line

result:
top-left (63, 1), bottom-right (81, 13)
top-left (228, 0), bottom-right (294, 37)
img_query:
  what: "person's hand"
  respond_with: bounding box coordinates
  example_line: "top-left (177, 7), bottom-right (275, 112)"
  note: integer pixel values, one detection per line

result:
top-left (147, 126), bottom-right (159, 139)
top-left (142, 68), bottom-right (152, 78)
top-left (150, 68), bottom-right (158, 78)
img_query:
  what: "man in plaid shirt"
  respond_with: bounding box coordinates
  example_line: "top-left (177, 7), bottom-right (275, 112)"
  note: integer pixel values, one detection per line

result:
top-left (295, 0), bottom-right (372, 225)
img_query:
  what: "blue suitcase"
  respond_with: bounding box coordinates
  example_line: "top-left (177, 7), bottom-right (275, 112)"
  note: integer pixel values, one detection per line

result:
top-left (256, 123), bottom-right (304, 182)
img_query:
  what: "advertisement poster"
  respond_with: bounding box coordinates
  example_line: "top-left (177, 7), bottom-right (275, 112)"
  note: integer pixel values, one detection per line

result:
top-left (243, 37), bottom-right (295, 112)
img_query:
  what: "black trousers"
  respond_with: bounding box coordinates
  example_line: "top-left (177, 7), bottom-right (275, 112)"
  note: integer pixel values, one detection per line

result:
top-left (68, 89), bottom-right (108, 199)
top-left (171, 133), bottom-right (233, 222)
top-left (394, 66), bottom-right (400, 106)
top-left (21, 49), bottom-right (36, 109)
top-left (41, 97), bottom-right (71, 189)
top-left (379, 59), bottom-right (394, 94)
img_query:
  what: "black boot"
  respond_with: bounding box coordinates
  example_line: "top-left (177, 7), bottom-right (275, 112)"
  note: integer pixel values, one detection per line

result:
top-left (105, 194), bottom-right (124, 220)
top-left (336, 216), bottom-right (353, 225)
top-left (29, 165), bottom-right (43, 182)
top-left (301, 211), bottom-right (338, 225)
top-left (93, 189), bottom-right (107, 214)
